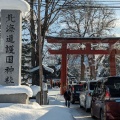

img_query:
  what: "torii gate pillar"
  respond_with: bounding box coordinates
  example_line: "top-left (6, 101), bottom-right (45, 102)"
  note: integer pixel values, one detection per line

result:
top-left (61, 43), bottom-right (67, 94)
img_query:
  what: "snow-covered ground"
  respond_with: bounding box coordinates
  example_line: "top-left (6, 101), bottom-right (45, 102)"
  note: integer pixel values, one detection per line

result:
top-left (0, 87), bottom-right (75, 120)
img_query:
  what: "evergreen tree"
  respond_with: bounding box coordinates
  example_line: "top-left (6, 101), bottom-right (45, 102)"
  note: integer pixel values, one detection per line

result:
top-left (21, 18), bottom-right (31, 84)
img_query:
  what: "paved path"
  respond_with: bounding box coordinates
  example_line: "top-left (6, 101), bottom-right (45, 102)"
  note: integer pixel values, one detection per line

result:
top-left (48, 88), bottom-right (95, 120)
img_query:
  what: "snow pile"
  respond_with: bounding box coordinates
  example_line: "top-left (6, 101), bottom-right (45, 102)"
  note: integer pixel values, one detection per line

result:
top-left (0, 85), bottom-right (33, 97)
top-left (30, 85), bottom-right (40, 97)
top-left (30, 84), bottom-right (48, 97)
top-left (0, 103), bottom-right (74, 120)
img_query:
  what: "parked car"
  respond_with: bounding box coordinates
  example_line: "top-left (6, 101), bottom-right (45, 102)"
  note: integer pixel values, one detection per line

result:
top-left (91, 76), bottom-right (120, 120)
top-left (79, 80), bottom-right (99, 112)
top-left (70, 84), bottom-right (83, 104)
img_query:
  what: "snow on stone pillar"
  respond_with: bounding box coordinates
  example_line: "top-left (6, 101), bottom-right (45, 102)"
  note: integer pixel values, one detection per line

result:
top-left (0, 0), bottom-right (30, 86)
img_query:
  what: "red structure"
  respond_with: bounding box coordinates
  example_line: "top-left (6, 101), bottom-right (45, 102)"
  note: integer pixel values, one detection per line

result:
top-left (46, 36), bottom-right (120, 94)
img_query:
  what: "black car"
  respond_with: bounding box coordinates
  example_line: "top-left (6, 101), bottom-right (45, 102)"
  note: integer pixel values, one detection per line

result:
top-left (70, 84), bottom-right (83, 104)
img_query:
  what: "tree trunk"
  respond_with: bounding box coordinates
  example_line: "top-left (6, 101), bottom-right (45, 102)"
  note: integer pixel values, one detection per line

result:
top-left (38, 0), bottom-right (43, 105)
top-left (30, 0), bottom-right (36, 85)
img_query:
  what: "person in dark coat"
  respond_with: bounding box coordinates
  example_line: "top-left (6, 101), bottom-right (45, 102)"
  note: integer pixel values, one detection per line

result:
top-left (64, 87), bottom-right (71, 107)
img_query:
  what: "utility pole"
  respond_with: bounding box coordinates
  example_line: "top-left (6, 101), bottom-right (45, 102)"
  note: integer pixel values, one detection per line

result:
top-left (38, 0), bottom-right (43, 105)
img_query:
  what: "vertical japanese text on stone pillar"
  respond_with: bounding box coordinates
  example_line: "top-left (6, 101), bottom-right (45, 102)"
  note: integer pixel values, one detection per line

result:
top-left (1, 10), bottom-right (22, 85)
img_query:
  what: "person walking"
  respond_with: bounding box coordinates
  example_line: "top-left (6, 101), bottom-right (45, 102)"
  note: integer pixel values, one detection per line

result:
top-left (64, 87), bottom-right (71, 108)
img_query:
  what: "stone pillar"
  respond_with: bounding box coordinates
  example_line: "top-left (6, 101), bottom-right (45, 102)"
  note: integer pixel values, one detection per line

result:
top-left (0, 10), bottom-right (22, 85)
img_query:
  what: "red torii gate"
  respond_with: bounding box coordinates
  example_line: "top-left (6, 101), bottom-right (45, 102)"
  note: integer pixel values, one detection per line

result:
top-left (46, 36), bottom-right (120, 94)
